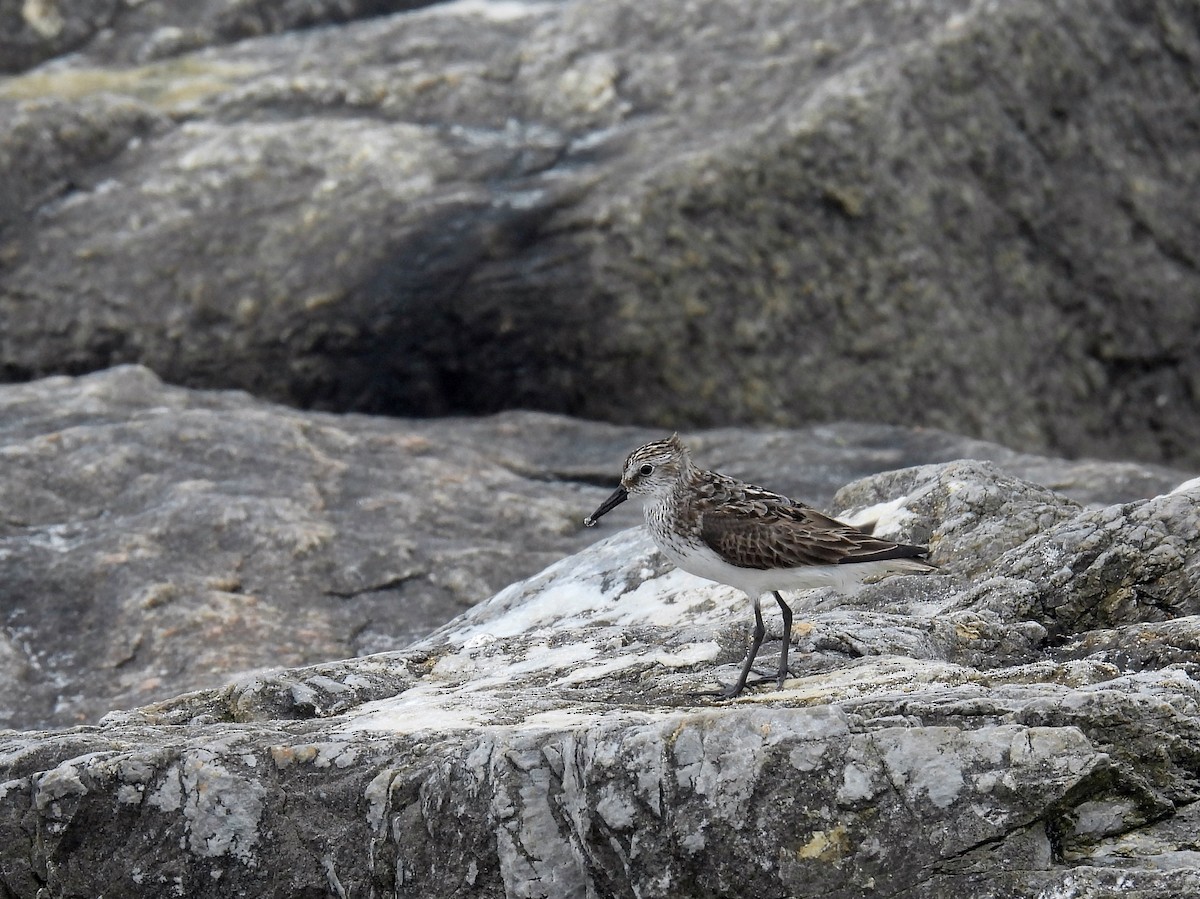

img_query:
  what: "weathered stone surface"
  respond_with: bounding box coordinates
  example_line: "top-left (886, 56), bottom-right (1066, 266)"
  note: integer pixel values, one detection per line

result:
top-left (963, 486), bottom-right (1200, 638)
top-left (1, 456), bottom-right (1199, 897)
top-left (0, 0), bottom-right (118, 73)
top-left (0, 364), bottom-right (597, 730)
top-left (1, 366), bottom-right (1190, 732)
top-left (0, 0), bottom-right (434, 73)
top-left (2, 0), bottom-right (1200, 465)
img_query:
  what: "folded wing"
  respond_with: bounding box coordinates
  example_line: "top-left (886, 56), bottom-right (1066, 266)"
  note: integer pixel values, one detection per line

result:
top-left (698, 501), bottom-right (928, 571)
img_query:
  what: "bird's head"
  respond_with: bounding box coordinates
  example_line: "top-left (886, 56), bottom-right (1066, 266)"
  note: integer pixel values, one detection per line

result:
top-left (619, 434), bottom-right (691, 498)
top-left (583, 434), bottom-right (691, 526)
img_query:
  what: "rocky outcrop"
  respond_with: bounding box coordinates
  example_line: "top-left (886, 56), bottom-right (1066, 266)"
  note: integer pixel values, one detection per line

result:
top-left (1, 454), bottom-right (1198, 897)
top-left (0, 366), bottom-right (1188, 731)
top-left (0, 0), bottom-right (436, 72)
top-left (3, 0), bottom-right (1200, 465)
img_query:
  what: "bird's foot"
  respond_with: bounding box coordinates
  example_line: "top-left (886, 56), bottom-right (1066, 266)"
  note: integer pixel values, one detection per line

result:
top-left (692, 674), bottom-right (773, 701)
top-left (775, 662), bottom-right (796, 691)
top-left (689, 685), bottom-right (733, 700)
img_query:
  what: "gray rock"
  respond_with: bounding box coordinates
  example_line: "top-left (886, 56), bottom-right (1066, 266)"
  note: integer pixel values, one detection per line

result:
top-left (0, 0), bottom-right (435, 72)
top-left (961, 484), bottom-right (1200, 638)
top-left (2, 0), bottom-right (1200, 466)
top-left (2, 457), bottom-right (1199, 897)
top-left (0, 364), bottom-right (597, 730)
top-left (1, 366), bottom-right (1191, 731)
top-left (0, 0), bottom-right (117, 73)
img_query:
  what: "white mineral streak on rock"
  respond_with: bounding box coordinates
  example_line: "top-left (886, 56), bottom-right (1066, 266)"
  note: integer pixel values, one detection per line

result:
top-left (34, 760), bottom-right (89, 812)
top-left (843, 494), bottom-right (917, 538)
top-left (148, 750), bottom-right (266, 863)
top-left (419, 0), bottom-right (550, 22)
top-left (343, 529), bottom-right (743, 735)
top-left (841, 479), bottom-right (938, 538)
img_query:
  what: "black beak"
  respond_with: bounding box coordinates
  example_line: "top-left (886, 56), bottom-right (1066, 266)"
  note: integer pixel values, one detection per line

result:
top-left (583, 485), bottom-right (628, 527)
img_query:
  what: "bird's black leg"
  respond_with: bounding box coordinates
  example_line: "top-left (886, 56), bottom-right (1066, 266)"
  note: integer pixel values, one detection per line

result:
top-left (773, 590), bottom-right (793, 690)
top-left (724, 597), bottom-right (766, 699)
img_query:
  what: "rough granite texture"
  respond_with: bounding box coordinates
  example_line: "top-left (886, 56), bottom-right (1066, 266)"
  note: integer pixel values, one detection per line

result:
top-left (1, 417), bottom-right (1199, 897)
top-left (0, 0), bottom-right (437, 72)
top-left (0, 366), bottom-right (1191, 732)
top-left (1, 0), bottom-right (1200, 465)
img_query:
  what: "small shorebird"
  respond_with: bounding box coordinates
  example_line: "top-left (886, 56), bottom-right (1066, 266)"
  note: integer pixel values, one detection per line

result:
top-left (584, 435), bottom-right (935, 698)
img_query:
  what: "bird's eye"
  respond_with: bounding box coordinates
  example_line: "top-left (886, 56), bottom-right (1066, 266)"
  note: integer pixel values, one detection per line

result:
top-left (638, 463), bottom-right (654, 476)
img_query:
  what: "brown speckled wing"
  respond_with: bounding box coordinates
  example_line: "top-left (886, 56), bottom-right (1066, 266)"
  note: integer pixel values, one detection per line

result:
top-left (698, 496), bottom-right (927, 571)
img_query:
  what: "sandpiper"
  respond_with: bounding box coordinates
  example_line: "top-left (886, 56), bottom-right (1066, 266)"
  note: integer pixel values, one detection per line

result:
top-left (584, 434), bottom-right (935, 698)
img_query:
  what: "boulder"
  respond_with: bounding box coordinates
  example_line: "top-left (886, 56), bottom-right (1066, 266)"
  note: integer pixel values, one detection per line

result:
top-left (1, 366), bottom-right (1189, 731)
top-left (0, 0), bottom-right (436, 72)
top-left (1, 457), bottom-right (1198, 897)
top-left (2, 0), bottom-right (1200, 465)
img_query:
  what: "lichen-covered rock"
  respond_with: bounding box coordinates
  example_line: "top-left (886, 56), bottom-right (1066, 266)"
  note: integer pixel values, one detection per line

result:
top-left (832, 459), bottom-right (1085, 577)
top-left (960, 485), bottom-right (1200, 636)
top-left (1, 456), bottom-right (1198, 897)
top-left (2, 0), bottom-right (1200, 466)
